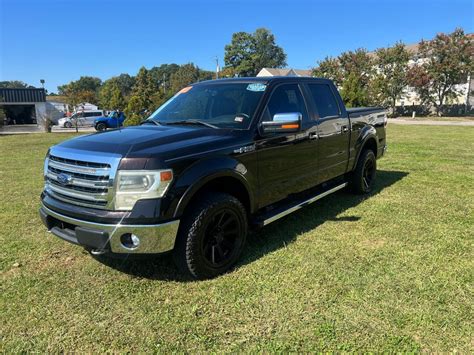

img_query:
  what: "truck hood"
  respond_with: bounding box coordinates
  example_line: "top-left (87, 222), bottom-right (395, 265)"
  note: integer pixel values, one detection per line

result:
top-left (57, 125), bottom-right (240, 160)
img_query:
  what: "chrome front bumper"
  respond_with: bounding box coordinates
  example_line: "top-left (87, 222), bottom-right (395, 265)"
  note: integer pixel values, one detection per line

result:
top-left (40, 204), bottom-right (180, 254)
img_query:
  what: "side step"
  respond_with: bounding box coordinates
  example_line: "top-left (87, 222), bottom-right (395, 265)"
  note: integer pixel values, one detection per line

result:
top-left (257, 182), bottom-right (348, 227)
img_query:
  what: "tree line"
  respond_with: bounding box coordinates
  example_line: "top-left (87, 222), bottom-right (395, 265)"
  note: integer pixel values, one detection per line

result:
top-left (2, 27), bottom-right (472, 122)
top-left (55, 64), bottom-right (215, 126)
top-left (47, 28), bottom-right (290, 126)
top-left (313, 28), bottom-right (473, 115)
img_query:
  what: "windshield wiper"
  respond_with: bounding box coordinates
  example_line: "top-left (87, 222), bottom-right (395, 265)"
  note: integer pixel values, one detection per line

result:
top-left (165, 120), bottom-right (219, 129)
top-left (140, 119), bottom-right (160, 126)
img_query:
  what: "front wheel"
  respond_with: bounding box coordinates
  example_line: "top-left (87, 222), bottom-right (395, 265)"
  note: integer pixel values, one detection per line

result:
top-left (173, 193), bottom-right (248, 279)
top-left (349, 149), bottom-right (377, 194)
top-left (64, 121), bottom-right (72, 128)
top-left (95, 122), bottom-right (107, 131)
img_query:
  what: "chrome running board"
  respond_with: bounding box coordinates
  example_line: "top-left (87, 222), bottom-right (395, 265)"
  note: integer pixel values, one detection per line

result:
top-left (262, 183), bottom-right (348, 226)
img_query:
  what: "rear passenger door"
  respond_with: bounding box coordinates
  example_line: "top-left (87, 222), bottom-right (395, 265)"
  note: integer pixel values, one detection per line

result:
top-left (306, 83), bottom-right (350, 183)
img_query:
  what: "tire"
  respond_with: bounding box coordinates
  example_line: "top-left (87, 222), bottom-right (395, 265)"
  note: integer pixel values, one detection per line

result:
top-left (349, 149), bottom-right (377, 194)
top-left (96, 122), bottom-right (106, 131)
top-left (64, 121), bottom-right (72, 128)
top-left (173, 192), bottom-right (248, 279)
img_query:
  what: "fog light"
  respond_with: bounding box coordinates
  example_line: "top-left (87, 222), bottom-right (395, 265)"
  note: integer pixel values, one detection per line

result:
top-left (120, 233), bottom-right (140, 250)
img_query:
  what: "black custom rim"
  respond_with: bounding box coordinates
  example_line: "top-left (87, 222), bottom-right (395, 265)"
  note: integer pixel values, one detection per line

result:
top-left (363, 158), bottom-right (375, 189)
top-left (201, 209), bottom-right (242, 268)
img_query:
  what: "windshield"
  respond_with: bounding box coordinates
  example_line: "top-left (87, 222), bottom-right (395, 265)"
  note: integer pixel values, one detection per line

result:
top-left (148, 82), bottom-right (267, 129)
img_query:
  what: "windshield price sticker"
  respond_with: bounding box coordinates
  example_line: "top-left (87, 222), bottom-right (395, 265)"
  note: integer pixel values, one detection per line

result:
top-left (246, 83), bottom-right (267, 92)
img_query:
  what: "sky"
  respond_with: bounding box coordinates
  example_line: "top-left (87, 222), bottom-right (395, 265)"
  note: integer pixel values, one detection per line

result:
top-left (1, 0), bottom-right (473, 93)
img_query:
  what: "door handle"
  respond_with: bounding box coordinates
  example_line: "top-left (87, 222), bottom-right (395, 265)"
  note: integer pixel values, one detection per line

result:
top-left (341, 125), bottom-right (349, 133)
top-left (309, 132), bottom-right (318, 140)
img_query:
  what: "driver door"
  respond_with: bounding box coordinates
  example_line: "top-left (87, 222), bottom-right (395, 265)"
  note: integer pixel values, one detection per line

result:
top-left (256, 83), bottom-right (319, 208)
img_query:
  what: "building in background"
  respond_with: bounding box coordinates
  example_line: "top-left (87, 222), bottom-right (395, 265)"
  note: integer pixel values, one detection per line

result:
top-left (257, 68), bottom-right (312, 77)
top-left (0, 88), bottom-right (64, 132)
top-left (46, 95), bottom-right (68, 117)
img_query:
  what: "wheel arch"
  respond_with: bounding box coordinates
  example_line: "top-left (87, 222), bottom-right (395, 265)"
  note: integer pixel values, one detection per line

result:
top-left (351, 128), bottom-right (379, 170)
top-left (173, 170), bottom-right (255, 219)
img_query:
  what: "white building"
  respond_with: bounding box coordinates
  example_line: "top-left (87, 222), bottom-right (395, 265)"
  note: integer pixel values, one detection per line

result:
top-left (257, 68), bottom-right (312, 77)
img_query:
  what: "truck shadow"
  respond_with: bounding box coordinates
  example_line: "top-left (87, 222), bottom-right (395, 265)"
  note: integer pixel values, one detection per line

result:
top-left (94, 170), bottom-right (408, 281)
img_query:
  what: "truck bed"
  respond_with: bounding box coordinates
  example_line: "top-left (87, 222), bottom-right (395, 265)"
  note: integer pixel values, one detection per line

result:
top-left (346, 107), bottom-right (385, 116)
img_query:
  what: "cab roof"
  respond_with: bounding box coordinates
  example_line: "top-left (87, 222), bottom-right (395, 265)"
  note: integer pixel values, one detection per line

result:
top-left (193, 76), bottom-right (333, 86)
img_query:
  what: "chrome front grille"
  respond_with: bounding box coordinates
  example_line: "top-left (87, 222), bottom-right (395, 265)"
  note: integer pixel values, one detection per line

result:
top-left (44, 148), bottom-right (121, 210)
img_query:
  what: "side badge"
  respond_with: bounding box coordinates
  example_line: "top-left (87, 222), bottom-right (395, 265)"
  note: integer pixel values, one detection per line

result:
top-left (234, 144), bottom-right (256, 154)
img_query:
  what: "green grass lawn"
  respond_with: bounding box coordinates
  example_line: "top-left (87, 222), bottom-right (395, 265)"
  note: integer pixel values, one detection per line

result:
top-left (1, 125), bottom-right (473, 352)
top-left (395, 116), bottom-right (474, 121)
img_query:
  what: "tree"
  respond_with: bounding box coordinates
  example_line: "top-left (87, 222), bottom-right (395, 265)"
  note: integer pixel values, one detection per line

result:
top-left (312, 56), bottom-right (343, 86)
top-left (408, 28), bottom-right (473, 115)
top-left (373, 42), bottom-right (410, 115)
top-left (170, 63), bottom-right (201, 92)
top-left (313, 49), bottom-right (374, 106)
top-left (125, 67), bottom-right (159, 125)
top-left (58, 76), bottom-right (102, 107)
top-left (220, 66), bottom-right (238, 78)
top-left (99, 74), bottom-right (134, 110)
top-left (149, 64), bottom-right (180, 94)
top-left (252, 28), bottom-right (287, 73)
top-left (340, 72), bottom-right (369, 107)
top-left (109, 85), bottom-right (126, 111)
top-left (112, 74), bottom-right (135, 96)
top-left (124, 95), bottom-right (145, 126)
top-left (0, 80), bottom-right (35, 89)
top-left (224, 28), bottom-right (287, 76)
top-left (338, 49), bottom-right (374, 89)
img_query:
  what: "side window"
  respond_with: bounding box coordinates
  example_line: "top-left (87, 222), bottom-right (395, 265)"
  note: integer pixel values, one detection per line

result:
top-left (307, 84), bottom-right (340, 118)
top-left (265, 84), bottom-right (308, 121)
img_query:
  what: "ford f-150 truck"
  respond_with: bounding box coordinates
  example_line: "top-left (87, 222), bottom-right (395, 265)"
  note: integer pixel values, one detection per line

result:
top-left (40, 77), bottom-right (387, 279)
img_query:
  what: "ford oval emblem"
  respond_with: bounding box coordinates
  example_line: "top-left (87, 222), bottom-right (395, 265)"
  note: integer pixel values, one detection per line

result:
top-left (57, 173), bottom-right (73, 185)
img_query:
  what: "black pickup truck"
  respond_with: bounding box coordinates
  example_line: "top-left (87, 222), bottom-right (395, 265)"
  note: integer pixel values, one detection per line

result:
top-left (40, 77), bottom-right (387, 279)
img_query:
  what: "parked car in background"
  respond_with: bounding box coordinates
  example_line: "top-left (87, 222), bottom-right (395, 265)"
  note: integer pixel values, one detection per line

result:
top-left (94, 111), bottom-right (126, 131)
top-left (58, 110), bottom-right (105, 128)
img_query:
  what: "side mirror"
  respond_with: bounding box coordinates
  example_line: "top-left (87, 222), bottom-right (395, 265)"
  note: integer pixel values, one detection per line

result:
top-left (261, 112), bottom-right (302, 134)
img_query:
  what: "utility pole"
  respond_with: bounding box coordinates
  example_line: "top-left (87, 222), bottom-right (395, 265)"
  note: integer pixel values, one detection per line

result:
top-left (215, 56), bottom-right (220, 79)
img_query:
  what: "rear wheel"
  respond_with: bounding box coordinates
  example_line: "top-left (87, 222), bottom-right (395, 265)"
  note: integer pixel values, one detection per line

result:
top-left (349, 149), bottom-right (376, 194)
top-left (96, 122), bottom-right (107, 131)
top-left (173, 193), bottom-right (248, 279)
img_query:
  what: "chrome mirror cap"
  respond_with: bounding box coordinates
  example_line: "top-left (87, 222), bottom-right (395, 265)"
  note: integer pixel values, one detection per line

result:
top-left (261, 112), bottom-right (302, 134)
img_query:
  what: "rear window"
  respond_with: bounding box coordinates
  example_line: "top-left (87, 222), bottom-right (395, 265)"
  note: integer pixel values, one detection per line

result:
top-left (307, 84), bottom-right (340, 118)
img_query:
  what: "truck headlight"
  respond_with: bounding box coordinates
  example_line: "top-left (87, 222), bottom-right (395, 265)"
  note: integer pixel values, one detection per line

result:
top-left (114, 169), bottom-right (173, 211)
